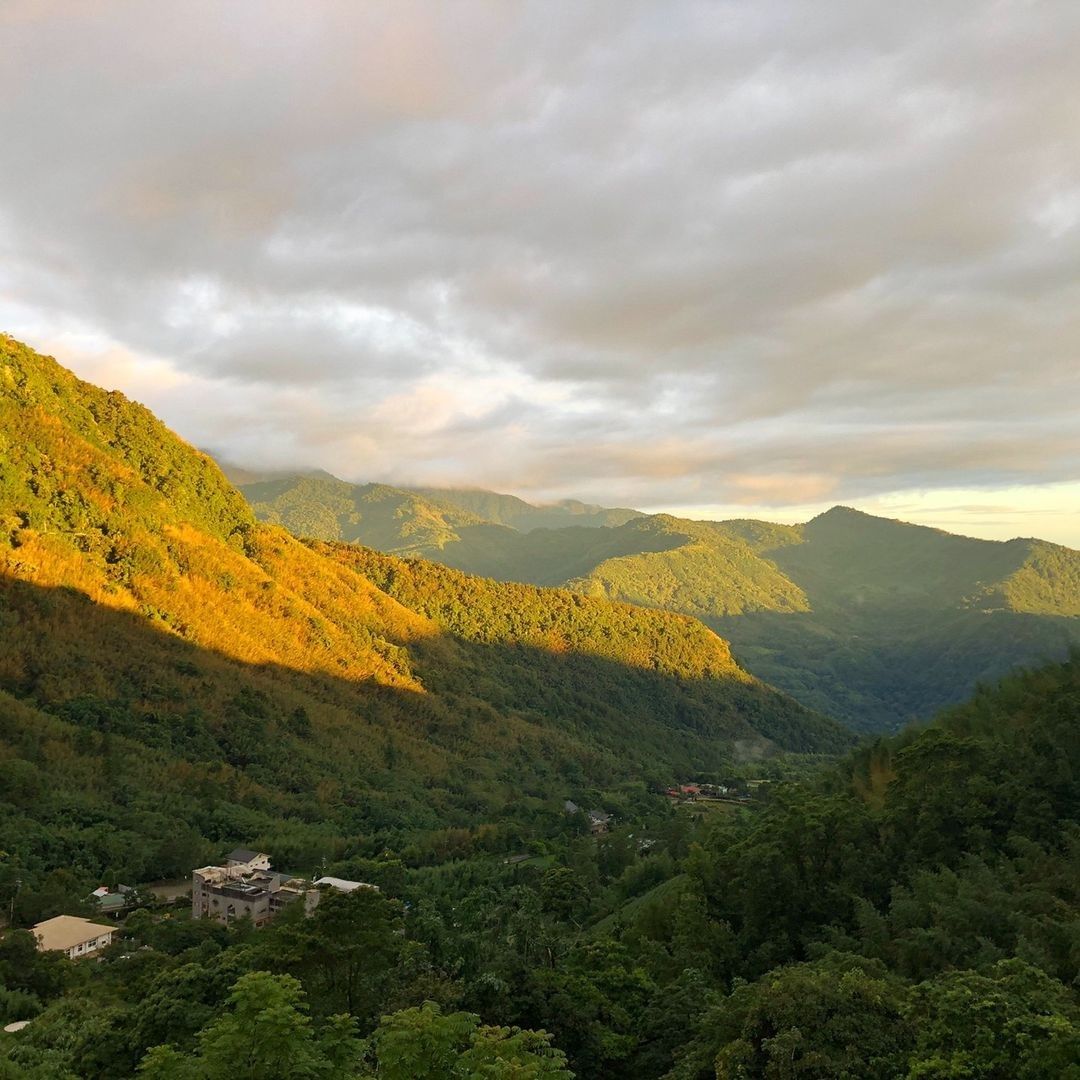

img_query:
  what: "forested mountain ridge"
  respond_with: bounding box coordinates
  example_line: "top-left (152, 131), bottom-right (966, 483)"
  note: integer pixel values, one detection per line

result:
top-left (241, 471), bottom-right (1080, 731)
top-left (242, 473), bottom-right (511, 557)
top-left (767, 505), bottom-right (1080, 615)
top-left (239, 473), bottom-right (642, 537)
top-left (240, 472), bottom-right (656, 582)
top-left (0, 335), bottom-right (846, 921)
top-left (708, 509), bottom-right (1080, 730)
top-left (408, 486), bottom-right (643, 530)
top-left (1, 336), bottom-right (252, 544)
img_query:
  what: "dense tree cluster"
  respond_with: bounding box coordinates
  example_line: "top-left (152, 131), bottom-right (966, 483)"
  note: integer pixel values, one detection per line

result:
top-left (3, 657), bottom-right (1078, 1077)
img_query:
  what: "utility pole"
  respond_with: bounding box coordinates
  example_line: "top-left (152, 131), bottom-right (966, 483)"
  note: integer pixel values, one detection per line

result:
top-left (9, 878), bottom-right (21, 926)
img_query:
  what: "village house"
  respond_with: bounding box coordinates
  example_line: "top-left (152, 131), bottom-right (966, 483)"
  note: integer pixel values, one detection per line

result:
top-left (192, 851), bottom-right (372, 928)
top-left (664, 784), bottom-right (701, 801)
top-left (564, 800), bottom-right (612, 834)
top-left (192, 855), bottom-right (318, 928)
top-left (33, 915), bottom-right (115, 959)
top-left (88, 884), bottom-right (135, 917)
top-left (664, 782), bottom-right (735, 801)
top-left (225, 848), bottom-right (271, 872)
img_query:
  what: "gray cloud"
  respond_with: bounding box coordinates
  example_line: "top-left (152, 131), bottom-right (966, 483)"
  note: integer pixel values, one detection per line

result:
top-left (1, 0), bottom-right (1079, 515)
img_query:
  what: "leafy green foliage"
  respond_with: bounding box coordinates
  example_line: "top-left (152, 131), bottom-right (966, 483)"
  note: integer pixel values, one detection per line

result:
top-left (902, 960), bottom-right (1080, 1079)
top-left (367, 1001), bottom-right (572, 1079)
top-left (708, 954), bottom-right (913, 1079)
top-left (268, 887), bottom-right (404, 1024)
top-left (138, 971), bottom-right (360, 1079)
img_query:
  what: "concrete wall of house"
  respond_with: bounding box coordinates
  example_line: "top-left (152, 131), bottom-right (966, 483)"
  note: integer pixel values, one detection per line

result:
top-left (193, 883), bottom-right (273, 926)
top-left (66, 932), bottom-right (113, 959)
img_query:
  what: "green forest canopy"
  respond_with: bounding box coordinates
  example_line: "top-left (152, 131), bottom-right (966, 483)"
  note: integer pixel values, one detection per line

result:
top-left (4, 648), bottom-right (1078, 1076)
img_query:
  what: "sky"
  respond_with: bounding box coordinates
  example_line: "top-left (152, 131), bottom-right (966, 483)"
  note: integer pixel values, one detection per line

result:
top-left (1, 1), bottom-right (1079, 547)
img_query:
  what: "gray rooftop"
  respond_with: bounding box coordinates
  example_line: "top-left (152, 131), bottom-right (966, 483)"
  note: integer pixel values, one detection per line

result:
top-left (226, 848), bottom-right (264, 864)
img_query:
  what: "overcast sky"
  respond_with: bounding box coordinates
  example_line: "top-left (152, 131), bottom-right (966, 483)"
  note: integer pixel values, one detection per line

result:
top-left (2, 1), bottom-right (1079, 545)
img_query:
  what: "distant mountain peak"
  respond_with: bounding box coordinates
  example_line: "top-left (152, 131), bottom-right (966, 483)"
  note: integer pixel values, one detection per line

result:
top-left (809, 505), bottom-right (899, 527)
top-left (813, 504), bottom-right (868, 519)
top-left (806, 505), bottom-right (953, 538)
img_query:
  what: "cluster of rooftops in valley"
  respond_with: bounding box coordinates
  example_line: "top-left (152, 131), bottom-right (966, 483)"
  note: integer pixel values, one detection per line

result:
top-left (28, 788), bottom-right (766, 964)
top-left (31, 812), bottom-right (645, 962)
top-left (191, 848), bottom-right (374, 928)
top-left (28, 792), bottom-right (751, 963)
top-left (28, 848), bottom-right (375, 961)
top-left (664, 781), bottom-right (768, 801)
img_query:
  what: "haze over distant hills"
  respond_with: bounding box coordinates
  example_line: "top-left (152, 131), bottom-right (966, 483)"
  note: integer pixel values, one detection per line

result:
top-left (409, 486), bottom-right (643, 531)
top-left (241, 472), bottom-right (1080, 731)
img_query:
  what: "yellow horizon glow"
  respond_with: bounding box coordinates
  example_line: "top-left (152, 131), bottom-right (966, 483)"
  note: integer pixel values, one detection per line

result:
top-left (649, 481), bottom-right (1080, 550)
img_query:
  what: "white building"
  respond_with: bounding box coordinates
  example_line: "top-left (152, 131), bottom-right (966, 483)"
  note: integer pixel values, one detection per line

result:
top-left (313, 876), bottom-right (376, 893)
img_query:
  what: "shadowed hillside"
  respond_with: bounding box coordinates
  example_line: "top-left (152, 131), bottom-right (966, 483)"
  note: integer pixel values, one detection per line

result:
top-left (710, 510), bottom-right (1080, 730)
top-left (314, 544), bottom-right (832, 754)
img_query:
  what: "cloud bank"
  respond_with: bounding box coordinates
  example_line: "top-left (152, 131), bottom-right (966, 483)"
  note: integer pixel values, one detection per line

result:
top-left (1, 1), bottom-right (1078, 533)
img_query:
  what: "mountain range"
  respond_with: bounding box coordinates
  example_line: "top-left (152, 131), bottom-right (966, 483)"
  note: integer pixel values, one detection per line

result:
top-left (0, 335), bottom-right (845, 904)
top-left (241, 472), bottom-right (1080, 731)
top-left (3, 334), bottom-right (1079, 1079)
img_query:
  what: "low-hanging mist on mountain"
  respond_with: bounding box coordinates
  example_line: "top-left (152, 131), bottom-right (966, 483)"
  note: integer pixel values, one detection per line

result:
top-left (241, 471), bottom-right (1080, 732)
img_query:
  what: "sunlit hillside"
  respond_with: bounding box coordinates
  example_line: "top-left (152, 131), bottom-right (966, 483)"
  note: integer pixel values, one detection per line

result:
top-left (0, 335), bottom-right (847, 913)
